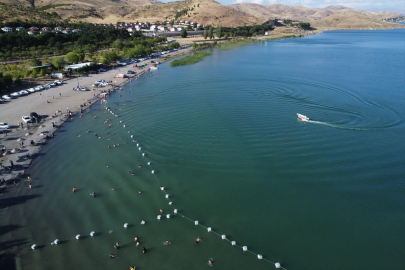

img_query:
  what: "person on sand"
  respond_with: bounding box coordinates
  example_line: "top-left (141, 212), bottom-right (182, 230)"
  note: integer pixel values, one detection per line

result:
top-left (195, 237), bottom-right (202, 246)
top-left (72, 187), bottom-right (77, 192)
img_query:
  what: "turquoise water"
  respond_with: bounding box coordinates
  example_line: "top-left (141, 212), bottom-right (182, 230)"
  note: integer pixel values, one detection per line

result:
top-left (3, 29), bottom-right (405, 270)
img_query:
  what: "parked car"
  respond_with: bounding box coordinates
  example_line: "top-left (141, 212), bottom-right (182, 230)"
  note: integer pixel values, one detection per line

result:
top-left (50, 82), bottom-right (57, 87)
top-left (10, 92), bottom-right (21, 98)
top-left (90, 70), bottom-right (99, 74)
top-left (127, 70), bottom-right (135, 74)
top-left (79, 74), bottom-right (88, 77)
top-left (43, 84), bottom-right (51, 89)
top-left (19, 90), bottom-right (29, 95)
top-left (28, 88), bottom-right (36, 93)
top-left (2, 95), bottom-right (11, 100)
top-left (0, 122), bottom-right (11, 129)
top-left (0, 98), bottom-right (5, 103)
top-left (22, 116), bottom-right (32, 123)
top-left (99, 68), bottom-right (107, 72)
top-left (54, 80), bottom-right (63, 85)
top-left (34, 86), bottom-right (43, 91)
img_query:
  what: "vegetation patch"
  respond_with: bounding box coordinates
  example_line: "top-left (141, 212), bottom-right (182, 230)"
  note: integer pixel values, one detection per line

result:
top-left (37, 4), bottom-right (71, 11)
top-left (170, 51), bottom-right (212, 67)
top-left (218, 39), bottom-right (254, 50)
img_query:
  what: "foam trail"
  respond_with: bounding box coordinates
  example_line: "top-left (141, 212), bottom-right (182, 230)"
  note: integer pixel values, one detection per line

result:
top-left (306, 120), bottom-right (368, 131)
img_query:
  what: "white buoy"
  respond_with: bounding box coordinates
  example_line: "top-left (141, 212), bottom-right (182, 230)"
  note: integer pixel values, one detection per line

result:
top-left (137, 143), bottom-right (139, 147)
top-left (258, 254), bottom-right (263, 259)
top-left (275, 263), bottom-right (281, 268)
top-left (142, 153), bottom-right (145, 157)
top-left (221, 235), bottom-right (226, 240)
top-left (231, 241), bottom-right (236, 245)
top-left (166, 214), bottom-right (170, 219)
top-left (151, 170), bottom-right (155, 174)
top-left (160, 186), bottom-right (165, 190)
top-left (123, 125), bottom-right (126, 128)
top-left (90, 231), bottom-right (95, 237)
top-left (31, 244), bottom-right (37, 250)
top-left (195, 220), bottom-right (199, 225)
top-left (139, 147), bottom-right (142, 151)
top-left (157, 215), bottom-right (161, 220)
top-left (131, 135), bottom-right (133, 138)
top-left (243, 246), bottom-right (248, 251)
top-left (124, 223), bottom-right (128, 228)
top-left (165, 194), bottom-right (169, 199)
top-left (174, 209), bottom-right (178, 213)
top-left (168, 201), bottom-right (172, 205)
top-left (140, 220), bottom-right (145, 225)
top-left (53, 239), bottom-right (59, 245)
top-left (207, 227), bottom-right (212, 232)
top-left (76, 234), bottom-right (81, 240)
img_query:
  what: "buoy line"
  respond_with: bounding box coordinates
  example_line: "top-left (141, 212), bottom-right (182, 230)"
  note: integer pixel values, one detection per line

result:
top-left (31, 103), bottom-right (286, 270)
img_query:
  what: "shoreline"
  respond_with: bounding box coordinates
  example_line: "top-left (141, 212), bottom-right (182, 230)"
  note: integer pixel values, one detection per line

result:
top-left (0, 48), bottom-right (192, 186)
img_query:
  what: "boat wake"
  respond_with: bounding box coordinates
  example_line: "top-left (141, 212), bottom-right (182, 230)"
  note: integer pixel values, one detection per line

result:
top-left (304, 120), bottom-right (370, 131)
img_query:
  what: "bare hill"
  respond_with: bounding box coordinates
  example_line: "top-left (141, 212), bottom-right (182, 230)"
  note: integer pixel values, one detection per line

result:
top-left (229, 3), bottom-right (402, 21)
top-left (309, 12), bottom-right (405, 30)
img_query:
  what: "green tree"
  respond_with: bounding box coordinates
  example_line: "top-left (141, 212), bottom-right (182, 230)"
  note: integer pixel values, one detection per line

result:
top-left (65, 52), bottom-right (80, 63)
top-left (30, 59), bottom-right (42, 66)
top-left (31, 69), bottom-right (37, 78)
top-left (52, 57), bottom-right (65, 71)
top-left (204, 30), bottom-right (208, 39)
top-left (102, 51), bottom-right (119, 65)
top-left (39, 69), bottom-right (45, 77)
top-left (180, 29), bottom-right (188, 38)
top-left (208, 27), bottom-right (213, 39)
top-left (216, 26), bottom-right (222, 38)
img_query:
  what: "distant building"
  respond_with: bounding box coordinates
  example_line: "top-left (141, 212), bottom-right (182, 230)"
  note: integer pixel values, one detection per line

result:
top-left (55, 26), bottom-right (63, 32)
top-left (41, 27), bottom-right (52, 32)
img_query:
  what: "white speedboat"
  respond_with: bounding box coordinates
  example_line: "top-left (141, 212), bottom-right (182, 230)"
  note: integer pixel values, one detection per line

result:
top-left (297, 113), bottom-right (309, 121)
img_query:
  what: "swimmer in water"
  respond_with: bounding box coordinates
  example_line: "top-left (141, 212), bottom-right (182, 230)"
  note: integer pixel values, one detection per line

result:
top-left (160, 209), bottom-right (163, 213)
top-left (110, 254), bottom-right (116, 259)
top-left (138, 190), bottom-right (142, 194)
top-left (208, 259), bottom-right (214, 265)
top-left (72, 187), bottom-right (77, 192)
top-left (132, 173), bottom-right (135, 176)
top-left (91, 192), bottom-right (96, 197)
top-left (134, 237), bottom-right (138, 241)
top-left (195, 237), bottom-right (202, 246)
top-left (164, 240), bottom-right (171, 245)
top-left (136, 241), bottom-right (140, 246)
top-left (114, 242), bottom-right (120, 249)
top-left (111, 188), bottom-right (115, 191)
top-left (142, 247), bottom-right (147, 254)
top-left (95, 134), bottom-right (98, 137)
top-left (138, 165), bottom-right (142, 169)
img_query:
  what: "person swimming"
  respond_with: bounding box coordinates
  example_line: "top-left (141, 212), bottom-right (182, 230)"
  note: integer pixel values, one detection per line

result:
top-left (114, 242), bottom-right (120, 249)
top-left (164, 240), bottom-right (171, 245)
top-left (110, 254), bottom-right (116, 259)
top-left (195, 237), bottom-right (202, 246)
top-left (208, 259), bottom-right (214, 265)
top-left (91, 192), bottom-right (96, 197)
top-left (142, 247), bottom-right (147, 254)
top-left (72, 187), bottom-right (77, 193)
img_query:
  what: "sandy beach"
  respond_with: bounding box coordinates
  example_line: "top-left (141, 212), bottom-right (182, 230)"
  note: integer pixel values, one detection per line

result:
top-left (0, 48), bottom-right (191, 185)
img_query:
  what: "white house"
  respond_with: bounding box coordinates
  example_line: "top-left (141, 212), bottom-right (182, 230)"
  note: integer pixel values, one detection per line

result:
top-left (1, 27), bottom-right (12, 33)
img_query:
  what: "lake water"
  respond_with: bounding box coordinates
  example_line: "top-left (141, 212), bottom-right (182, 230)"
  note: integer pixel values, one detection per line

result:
top-left (4, 29), bottom-right (405, 270)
